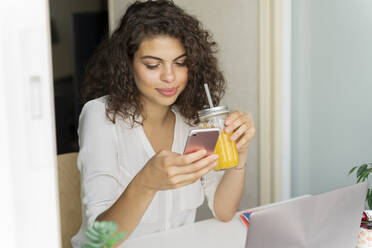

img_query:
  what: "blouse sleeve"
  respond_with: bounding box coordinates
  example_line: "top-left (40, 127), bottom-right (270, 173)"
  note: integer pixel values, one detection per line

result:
top-left (77, 99), bottom-right (131, 226)
top-left (200, 170), bottom-right (225, 217)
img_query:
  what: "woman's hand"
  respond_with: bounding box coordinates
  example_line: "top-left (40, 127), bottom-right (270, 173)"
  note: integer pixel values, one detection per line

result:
top-left (138, 149), bottom-right (218, 192)
top-left (224, 111), bottom-right (256, 156)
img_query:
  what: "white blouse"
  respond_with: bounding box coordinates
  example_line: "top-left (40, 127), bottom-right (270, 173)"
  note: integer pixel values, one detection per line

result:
top-left (71, 96), bottom-right (225, 247)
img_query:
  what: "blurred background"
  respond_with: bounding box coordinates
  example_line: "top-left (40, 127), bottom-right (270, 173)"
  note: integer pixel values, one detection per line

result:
top-left (291, 0), bottom-right (372, 196)
top-left (50, 0), bottom-right (108, 154)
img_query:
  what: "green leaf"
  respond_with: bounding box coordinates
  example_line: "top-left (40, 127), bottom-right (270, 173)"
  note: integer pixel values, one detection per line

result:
top-left (96, 221), bottom-right (117, 235)
top-left (357, 169), bottom-right (371, 183)
top-left (361, 173), bottom-right (368, 182)
top-left (105, 232), bottom-right (126, 247)
top-left (86, 228), bottom-right (102, 242)
top-left (349, 162), bottom-right (372, 209)
top-left (349, 166), bottom-right (358, 175)
top-left (82, 243), bottom-right (103, 248)
top-left (83, 221), bottom-right (125, 248)
top-left (357, 172), bottom-right (367, 183)
top-left (357, 164), bottom-right (368, 177)
top-left (363, 172), bottom-right (372, 181)
top-left (368, 193), bottom-right (372, 210)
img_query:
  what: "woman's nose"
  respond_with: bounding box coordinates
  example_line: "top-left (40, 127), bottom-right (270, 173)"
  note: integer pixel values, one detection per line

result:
top-left (160, 64), bottom-right (176, 83)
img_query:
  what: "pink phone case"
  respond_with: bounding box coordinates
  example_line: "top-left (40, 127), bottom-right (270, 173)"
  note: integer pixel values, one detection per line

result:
top-left (183, 128), bottom-right (220, 155)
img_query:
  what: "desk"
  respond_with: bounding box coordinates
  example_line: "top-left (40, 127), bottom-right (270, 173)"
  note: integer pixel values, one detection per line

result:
top-left (120, 197), bottom-right (313, 248)
top-left (121, 212), bottom-right (246, 248)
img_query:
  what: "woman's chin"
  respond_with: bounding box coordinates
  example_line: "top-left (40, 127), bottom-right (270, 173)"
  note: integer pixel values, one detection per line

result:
top-left (161, 98), bottom-right (178, 107)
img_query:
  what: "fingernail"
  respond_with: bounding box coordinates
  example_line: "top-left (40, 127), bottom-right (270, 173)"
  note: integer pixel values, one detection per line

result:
top-left (211, 154), bottom-right (219, 160)
top-left (211, 161), bottom-right (218, 167)
top-left (230, 135), bottom-right (236, 141)
top-left (200, 149), bottom-right (207, 155)
top-left (225, 127), bottom-right (230, 133)
top-left (225, 120), bottom-right (231, 125)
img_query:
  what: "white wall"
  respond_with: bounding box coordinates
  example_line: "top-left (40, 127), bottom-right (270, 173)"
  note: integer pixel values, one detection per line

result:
top-left (291, 0), bottom-right (372, 196)
top-left (108, 0), bottom-right (259, 220)
top-left (1, 0), bottom-right (60, 246)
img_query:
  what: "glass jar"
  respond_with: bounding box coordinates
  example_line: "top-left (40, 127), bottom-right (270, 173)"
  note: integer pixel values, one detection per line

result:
top-left (198, 106), bottom-right (239, 170)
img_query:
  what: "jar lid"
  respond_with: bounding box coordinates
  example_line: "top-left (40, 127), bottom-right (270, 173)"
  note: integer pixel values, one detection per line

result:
top-left (197, 106), bottom-right (229, 119)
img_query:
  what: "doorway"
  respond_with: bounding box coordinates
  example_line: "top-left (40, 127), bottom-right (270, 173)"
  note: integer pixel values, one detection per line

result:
top-left (49, 0), bottom-right (108, 154)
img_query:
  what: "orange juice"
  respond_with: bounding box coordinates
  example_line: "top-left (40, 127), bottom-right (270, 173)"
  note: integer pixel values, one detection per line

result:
top-left (213, 131), bottom-right (239, 170)
top-left (197, 106), bottom-right (239, 170)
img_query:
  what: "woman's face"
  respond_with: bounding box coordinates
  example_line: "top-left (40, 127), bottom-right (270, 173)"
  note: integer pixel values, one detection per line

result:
top-left (132, 36), bottom-right (188, 109)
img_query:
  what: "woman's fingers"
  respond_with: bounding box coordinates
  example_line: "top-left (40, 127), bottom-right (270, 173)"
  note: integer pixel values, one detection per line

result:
top-left (224, 111), bottom-right (252, 133)
top-left (147, 149), bottom-right (215, 190)
top-left (170, 153), bottom-right (218, 176)
top-left (169, 159), bottom-right (218, 187)
top-left (236, 126), bottom-right (256, 149)
top-left (173, 149), bottom-right (207, 166)
top-left (229, 121), bottom-right (250, 141)
top-left (223, 111), bottom-right (255, 152)
top-left (224, 111), bottom-right (242, 127)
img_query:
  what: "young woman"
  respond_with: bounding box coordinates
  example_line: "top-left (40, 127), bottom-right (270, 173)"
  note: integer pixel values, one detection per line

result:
top-left (71, 0), bottom-right (255, 247)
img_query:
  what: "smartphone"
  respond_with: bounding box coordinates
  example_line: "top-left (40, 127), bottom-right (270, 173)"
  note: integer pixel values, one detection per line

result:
top-left (183, 128), bottom-right (220, 155)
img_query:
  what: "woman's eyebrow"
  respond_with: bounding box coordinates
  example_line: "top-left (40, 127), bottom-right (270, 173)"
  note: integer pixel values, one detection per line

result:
top-left (174, 53), bottom-right (187, 60)
top-left (140, 53), bottom-right (187, 61)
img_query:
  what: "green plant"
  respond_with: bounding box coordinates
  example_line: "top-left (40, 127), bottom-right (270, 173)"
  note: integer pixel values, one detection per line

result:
top-left (349, 163), bottom-right (372, 209)
top-left (83, 221), bottom-right (126, 248)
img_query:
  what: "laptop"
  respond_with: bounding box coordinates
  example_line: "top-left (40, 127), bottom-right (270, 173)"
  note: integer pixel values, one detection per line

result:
top-left (245, 182), bottom-right (368, 248)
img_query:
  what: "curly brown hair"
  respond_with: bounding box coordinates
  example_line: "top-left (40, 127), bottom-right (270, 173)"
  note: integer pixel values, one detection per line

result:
top-left (82, 0), bottom-right (226, 126)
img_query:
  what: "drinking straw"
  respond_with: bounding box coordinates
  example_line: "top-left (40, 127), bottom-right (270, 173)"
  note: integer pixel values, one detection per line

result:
top-left (204, 83), bottom-right (214, 108)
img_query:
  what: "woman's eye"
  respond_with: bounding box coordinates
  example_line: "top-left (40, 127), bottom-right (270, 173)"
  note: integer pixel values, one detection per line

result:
top-left (175, 61), bottom-right (186, 67)
top-left (145, 64), bottom-right (159, 70)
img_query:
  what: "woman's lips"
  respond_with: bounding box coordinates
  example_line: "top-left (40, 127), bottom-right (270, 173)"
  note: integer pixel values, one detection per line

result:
top-left (156, 87), bottom-right (178, 97)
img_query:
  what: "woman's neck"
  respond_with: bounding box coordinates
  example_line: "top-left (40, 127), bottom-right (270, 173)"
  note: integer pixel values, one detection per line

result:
top-left (142, 103), bottom-right (173, 127)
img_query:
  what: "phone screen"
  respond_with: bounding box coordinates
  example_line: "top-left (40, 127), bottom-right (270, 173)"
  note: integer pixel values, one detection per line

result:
top-left (183, 128), bottom-right (220, 155)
